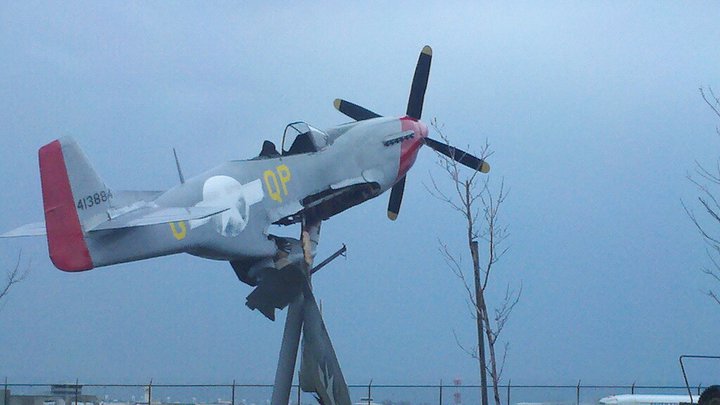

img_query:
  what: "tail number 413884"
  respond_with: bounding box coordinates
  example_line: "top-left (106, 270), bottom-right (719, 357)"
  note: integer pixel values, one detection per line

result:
top-left (77, 189), bottom-right (113, 210)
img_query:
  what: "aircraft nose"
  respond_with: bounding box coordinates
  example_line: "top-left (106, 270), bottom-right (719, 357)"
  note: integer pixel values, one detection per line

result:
top-left (397, 117), bottom-right (428, 179)
top-left (418, 120), bottom-right (429, 139)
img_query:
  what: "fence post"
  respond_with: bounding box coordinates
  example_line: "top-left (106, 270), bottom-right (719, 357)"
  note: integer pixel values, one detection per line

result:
top-left (231, 380), bottom-right (236, 405)
top-left (148, 379), bottom-right (153, 405)
top-left (631, 382), bottom-right (635, 394)
top-left (439, 379), bottom-right (443, 405)
top-left (367, 379), bottom-right (373, 405)
top-left (576, 380), bottom-right (581, 405)
top-left (698, 384), bottom-right (703, 396)
top-left (507, 379), bottom-right (511, 405)
top-left (75, 379), bottom-right (79, 405)
top-left (4, 377), bottom-right (8, 405)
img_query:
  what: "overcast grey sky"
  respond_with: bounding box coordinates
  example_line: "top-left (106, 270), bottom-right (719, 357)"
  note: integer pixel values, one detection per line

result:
top-left (1, 1), bottom-right (719, 389)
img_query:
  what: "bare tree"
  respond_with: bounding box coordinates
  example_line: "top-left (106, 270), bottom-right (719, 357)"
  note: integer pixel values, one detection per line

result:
top-left (427, 120), bottom-right (521, 405)
top-left (685, 86), bottom-right (720, 305)
top-left (1, 252), bottom-right (28, 306)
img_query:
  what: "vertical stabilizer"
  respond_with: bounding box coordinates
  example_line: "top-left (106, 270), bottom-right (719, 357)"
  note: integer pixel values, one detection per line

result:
top-left (39, 137), bottom-right (110, 271)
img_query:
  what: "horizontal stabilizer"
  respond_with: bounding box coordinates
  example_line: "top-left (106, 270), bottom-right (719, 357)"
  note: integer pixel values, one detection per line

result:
top-left (1, 222), bottom-right (47, 238)
top-left (90, 206), bottom-right (229, 232)
top-left (0, 191), bottom-right (175, 237)
top-left (112, 190), bottom-right (164, 205)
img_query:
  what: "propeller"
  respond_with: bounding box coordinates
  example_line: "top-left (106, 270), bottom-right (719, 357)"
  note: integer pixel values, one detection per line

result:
top-left (424, 137), bottom-right (491, 173)
top-left (333, 99), bottom-right (380, 121)
top-left (333, 45), bottom-right (490, 221)
top-left (386, 176), bottom-right (406, 221)
top-left (406, 45), bottom-right (432, 120)
top-left (386, 45), bottom-right (432, 220)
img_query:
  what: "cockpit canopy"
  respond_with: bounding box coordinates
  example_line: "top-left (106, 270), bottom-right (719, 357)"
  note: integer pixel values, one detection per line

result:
top-left (282, 121), bottom-right (329, 155)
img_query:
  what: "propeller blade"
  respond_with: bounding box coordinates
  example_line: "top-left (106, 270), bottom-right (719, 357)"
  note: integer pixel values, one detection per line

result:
top-left (387, 176), bottom-right (406, 221)
top-left (406, 45), bottom-right (433, 120)
top-left (333, 99), bottom-right (381, 121)
top-left (425, 137), bottom-right (491, 173)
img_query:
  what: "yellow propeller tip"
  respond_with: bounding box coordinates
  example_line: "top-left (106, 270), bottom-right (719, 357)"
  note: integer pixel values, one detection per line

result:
top-left (333, 99), bottom-right (342, 110)
top-left (481, 162), bottom-right (491, 173)
top-left (387, 211), bottom-right (398, 221)
top-left (422, 45), bottom-right (432, 56)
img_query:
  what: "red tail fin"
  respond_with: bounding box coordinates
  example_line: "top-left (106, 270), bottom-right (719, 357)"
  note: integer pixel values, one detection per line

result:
top-left (39, 140), bottom-right (94, 271)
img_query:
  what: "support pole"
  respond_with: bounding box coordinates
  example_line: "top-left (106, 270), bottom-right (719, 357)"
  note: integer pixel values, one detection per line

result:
top-left (271, 216), bottom-right (320, 405)
top-left (270, 294), bottom-right (304, 405)
top-left (231, 380), bottom-right (235, 405)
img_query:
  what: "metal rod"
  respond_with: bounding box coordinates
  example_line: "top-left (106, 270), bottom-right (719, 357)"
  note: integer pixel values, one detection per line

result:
top-left (231, 380), bottom-right (235, 405)
top-left (148, 379), bottom-right (153, 405)
top-left (4, 377), bottom-right (8, 405)
top-left (172, 148), bottom-right (185, 184)
top-left (75, 379), bottom-right (79, 405)
top-left (631, 382), bottom-right (635, 394)
top-left (309, 244), bottom-right (346, 275)
top-left (680, 356), bottom-right (693, 402)
top-left (679, 355), bottom-right (720, 403)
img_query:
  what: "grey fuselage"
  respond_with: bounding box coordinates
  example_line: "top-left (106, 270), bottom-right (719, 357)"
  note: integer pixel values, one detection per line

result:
top-left (85, 116), bottom-right (428, 268)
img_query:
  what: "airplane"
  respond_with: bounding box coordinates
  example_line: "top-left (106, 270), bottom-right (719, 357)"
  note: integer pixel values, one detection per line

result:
top-left (2, 45), bottom-right (490, 405)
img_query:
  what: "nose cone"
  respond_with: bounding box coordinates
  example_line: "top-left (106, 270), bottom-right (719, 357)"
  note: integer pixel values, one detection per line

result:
top-left (397, 117), bottom-right (428, 179)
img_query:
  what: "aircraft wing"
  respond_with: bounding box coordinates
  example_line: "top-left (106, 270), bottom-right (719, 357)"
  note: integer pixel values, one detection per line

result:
top-left (89, 206), bottom-right (228, 231)
top-left (2, 206), bottom-right (228, 237)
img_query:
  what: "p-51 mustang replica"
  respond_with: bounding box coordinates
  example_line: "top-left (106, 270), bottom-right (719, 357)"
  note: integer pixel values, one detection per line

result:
top-left (3, 46), bottom-right (489, 405)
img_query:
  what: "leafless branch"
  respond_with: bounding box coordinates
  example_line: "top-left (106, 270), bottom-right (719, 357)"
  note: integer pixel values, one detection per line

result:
top-left (453, 329), bottom-right (479, 360)
top-left (497, 342), bottom-right (510, 381)
top-left (700, 86), bottom-right (720, 136)
top-left (440, 241), bottom-right (482, 320)
top-left (687, 87), bottom-right (720, 306)
top-left (700, 86), bottom-right (720, 119)
top-left (1, 251), bottom-right (29, 303)
top-left (493, 283), bottom-right (523, 340)
top-left (709, 290), bottom-right (720, 305)
top-left (683, 199), bottom-right (720, 246)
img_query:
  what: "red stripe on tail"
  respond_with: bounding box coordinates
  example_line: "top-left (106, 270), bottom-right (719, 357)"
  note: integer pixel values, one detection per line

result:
top-left (39, 140), bottom-right (94, 271)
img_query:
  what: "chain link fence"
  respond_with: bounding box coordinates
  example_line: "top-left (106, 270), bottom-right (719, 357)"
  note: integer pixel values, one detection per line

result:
top-left (1, 381), bottom-right (710, 405)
